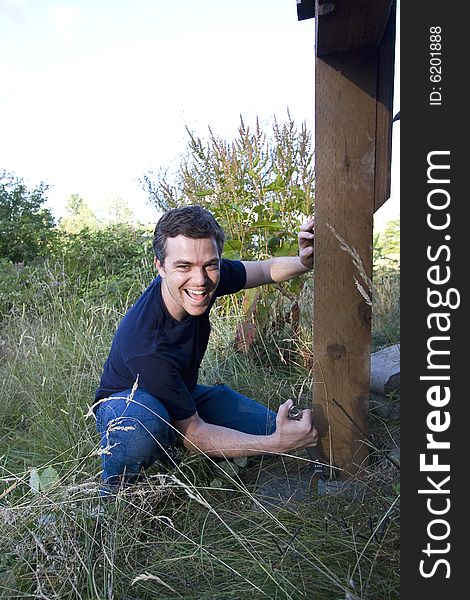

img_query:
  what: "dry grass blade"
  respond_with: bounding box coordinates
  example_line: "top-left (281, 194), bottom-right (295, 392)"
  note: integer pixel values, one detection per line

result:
top-left (327, 223), bottom-right (373, 304)
top-left (131, 571), bottom-right (181, 595)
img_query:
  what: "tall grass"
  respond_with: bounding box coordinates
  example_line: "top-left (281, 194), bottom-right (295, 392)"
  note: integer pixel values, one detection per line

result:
top-left (0, 264), bottom-right (399, 599)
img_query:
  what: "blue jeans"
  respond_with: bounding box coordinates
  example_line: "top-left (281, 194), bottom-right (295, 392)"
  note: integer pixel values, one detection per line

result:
top-left (95, 384), bottom-right (277, 488)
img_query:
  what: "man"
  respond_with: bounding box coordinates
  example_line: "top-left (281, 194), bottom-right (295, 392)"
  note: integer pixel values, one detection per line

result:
top-left (94, 205), bottom-right (318, 490)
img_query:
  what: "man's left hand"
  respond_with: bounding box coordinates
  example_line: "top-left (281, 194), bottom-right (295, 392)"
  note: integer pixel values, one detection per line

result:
top-left (298, 217), bottom-right (315, 270)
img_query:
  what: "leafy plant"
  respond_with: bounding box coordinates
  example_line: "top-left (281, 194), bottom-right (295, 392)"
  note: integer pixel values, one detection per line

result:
top-left (373, 219), bottom-right (400, 274)
top-left (0, 170), bottom-right (57, 263)
top-left (59, 193), bottom-right (99, 234)
top-left (58, 223), bottom-right (154, 302)
top-left (29, 467), bottom-right (60, 494)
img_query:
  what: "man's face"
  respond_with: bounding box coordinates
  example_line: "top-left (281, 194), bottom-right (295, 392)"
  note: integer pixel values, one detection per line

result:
top-left (155, 235), bottom-right (221, 321)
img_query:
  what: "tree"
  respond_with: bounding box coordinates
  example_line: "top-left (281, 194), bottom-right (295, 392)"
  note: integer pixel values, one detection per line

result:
top-left (59, 193), bottom-right (99, 233)
top-left (381, 219), bottom-right (400, 258)
top-left (102, 195), bottom-right (133, 224)
top-left (374, 218), bottom-right (400, 272)
top-left (0, 170), bottom-right (57, 263)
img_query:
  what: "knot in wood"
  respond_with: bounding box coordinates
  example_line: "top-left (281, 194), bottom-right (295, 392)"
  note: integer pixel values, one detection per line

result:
top-left (327, 343), bottom-right (346, 360)
top-left (317, 1), bottom-right (336, 17)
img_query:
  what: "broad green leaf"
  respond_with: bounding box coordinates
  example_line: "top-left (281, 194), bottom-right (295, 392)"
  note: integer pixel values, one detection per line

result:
top-left (264, 181), bottom-right (279, 192)
top-left (274, 242), bottom-right (298, 257)
top-left (29, 469), bottom-right (40, 494)
top-left (264, 175), bottom-right (285, 193)
top-left (224, 239), bottom-right (242, 251)
top-left (222, 239), bottom-right (242, 260)
top-left (39, 466), bottom-right (59, 490)
top-left (249, 220), bottom-right (280, 231)
top-left (292, 186), bottom-right (306, 201)
top-left (233, 456), bottom-right (248, 468)
top-left (241, 287), bottom-right (258, 312)
top-left (194, 189), bottom-right (214, 197)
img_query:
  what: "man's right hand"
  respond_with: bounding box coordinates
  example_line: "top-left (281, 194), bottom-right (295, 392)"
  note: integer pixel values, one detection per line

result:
top-left (273, 398), bottom-right (318, 453)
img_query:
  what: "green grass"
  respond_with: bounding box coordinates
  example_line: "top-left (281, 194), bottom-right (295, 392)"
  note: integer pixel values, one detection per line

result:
top-left (0, 266), bottom-right (400, 599)
top-left (371, 269), bottom-right (400, 352)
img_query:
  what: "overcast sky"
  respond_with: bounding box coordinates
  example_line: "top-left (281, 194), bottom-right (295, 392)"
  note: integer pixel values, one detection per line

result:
top-left (0, 0), bottom-right (399, 227)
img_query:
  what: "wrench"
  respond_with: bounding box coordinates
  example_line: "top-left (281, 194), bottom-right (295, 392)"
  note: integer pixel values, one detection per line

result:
top-left (287, 404), bottom-right (336, 481)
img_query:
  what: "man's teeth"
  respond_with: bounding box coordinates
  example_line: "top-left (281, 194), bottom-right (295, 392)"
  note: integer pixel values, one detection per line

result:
top-left (187, 289), bottom-right (205, 295)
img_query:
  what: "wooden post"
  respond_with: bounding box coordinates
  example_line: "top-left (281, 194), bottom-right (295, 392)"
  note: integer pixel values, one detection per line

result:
top-left (374, 7), bottom-right (397, 212)
top-left (313, 49), bottom-right (377, 476)
top-left (311, 1), bottom-right (396, 477)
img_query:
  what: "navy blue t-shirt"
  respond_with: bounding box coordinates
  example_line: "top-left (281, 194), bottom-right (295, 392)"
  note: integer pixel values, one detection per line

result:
top-left (95, 259), bottom-right (246, 420)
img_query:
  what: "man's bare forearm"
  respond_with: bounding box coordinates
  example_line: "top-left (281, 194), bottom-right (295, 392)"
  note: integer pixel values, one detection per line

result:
top-left (181, 422), bottom-right (281, 458)
top-left (175, 399), bottom-right (318, 459)
top-left (242, 255), bottom-right (312, 289)
top-left (268, 256), bottom-right (311, 283)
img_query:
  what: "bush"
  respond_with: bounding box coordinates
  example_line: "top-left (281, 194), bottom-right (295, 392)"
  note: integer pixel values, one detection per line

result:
top-left (0, 259), bottom-right (56, 319)
top-left (58, 224), bottom-right (155, 303)
top-left (0, 224), bottom-right (156, 319)
top-left (0, 170), bottom-right (58, 263)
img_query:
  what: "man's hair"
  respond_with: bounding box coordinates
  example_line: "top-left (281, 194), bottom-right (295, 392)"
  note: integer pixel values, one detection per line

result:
top-left (153, 205), bottom-right (225, 264)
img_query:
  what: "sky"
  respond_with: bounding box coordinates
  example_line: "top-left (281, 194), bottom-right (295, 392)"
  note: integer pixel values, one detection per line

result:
top-left (0, 0), bottom-right (399, 228)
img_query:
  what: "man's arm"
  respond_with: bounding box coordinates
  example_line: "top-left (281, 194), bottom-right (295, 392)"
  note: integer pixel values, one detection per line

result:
top-left (173, 399), bottom-right (318, 458)
top-left (241, 218), bottom-right (315, 288)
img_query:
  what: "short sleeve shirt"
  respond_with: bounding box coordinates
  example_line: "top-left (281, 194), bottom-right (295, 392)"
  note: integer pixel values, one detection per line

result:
top-left (95, 259), bottom-right (246, 420)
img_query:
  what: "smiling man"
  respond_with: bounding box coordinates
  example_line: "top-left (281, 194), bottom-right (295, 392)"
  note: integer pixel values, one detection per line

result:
top-left (94, 205), bottom-right (318, 491)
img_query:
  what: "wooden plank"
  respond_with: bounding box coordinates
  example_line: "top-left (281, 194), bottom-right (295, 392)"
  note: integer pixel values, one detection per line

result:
top-left (312, 48), bottom-right (377, 477)
top-left (297, 0), bottom-right (315, 22)
top-left (374, 2), bottom-right (397, 211)
top-left (316, 0), bottom-right (392, 56)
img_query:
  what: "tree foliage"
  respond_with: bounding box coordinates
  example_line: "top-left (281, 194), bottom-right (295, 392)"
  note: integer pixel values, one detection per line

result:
top-left (59, 193), bottom-right (99, 234)
top-left (373, 219), bottom-right (400, 273)
top-left (102, 195), bottom-right (134, 224)
top-left (59, 223), bottom-right (153, 300)
top-left (381, 219), bottom-right (400, 257)
top-left (0, 223), bottom-right (154, 319)
top-left (0, 170), bottom-right (57, 263)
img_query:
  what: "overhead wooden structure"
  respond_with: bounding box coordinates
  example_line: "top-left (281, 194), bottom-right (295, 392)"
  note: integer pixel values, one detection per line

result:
top-left (297, 0), bottom-right (396, 476)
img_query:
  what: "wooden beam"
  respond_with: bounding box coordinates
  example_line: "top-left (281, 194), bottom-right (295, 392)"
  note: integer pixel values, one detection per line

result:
top-left (313, 48), bottom-right (377, 477)
top-left (374, 3), bottom-right (396, 211)
top-left (316, 0), bottom-right (392, 56)
top-left (297, 0), bottom-right (315, 22)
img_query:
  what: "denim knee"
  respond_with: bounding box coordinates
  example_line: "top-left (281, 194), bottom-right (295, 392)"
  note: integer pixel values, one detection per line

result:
top-left (95, 389), bottom-right (177, 485)
top-left (193, 384), bottom-right (277, 435)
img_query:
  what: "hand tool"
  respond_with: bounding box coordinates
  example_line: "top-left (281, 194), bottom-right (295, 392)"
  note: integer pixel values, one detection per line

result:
top-left (287, 404), bottom-right (337, 481)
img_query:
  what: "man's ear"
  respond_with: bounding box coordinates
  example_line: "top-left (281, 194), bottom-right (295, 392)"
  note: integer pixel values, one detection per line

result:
top-left (154, 257), bottom-right (164, 277)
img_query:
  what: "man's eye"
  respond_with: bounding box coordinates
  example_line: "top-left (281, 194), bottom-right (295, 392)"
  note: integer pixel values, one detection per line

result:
top-left (176, 265), bottom-right (190, 271)
top-left (207, 264), bottom-right (220, 271)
